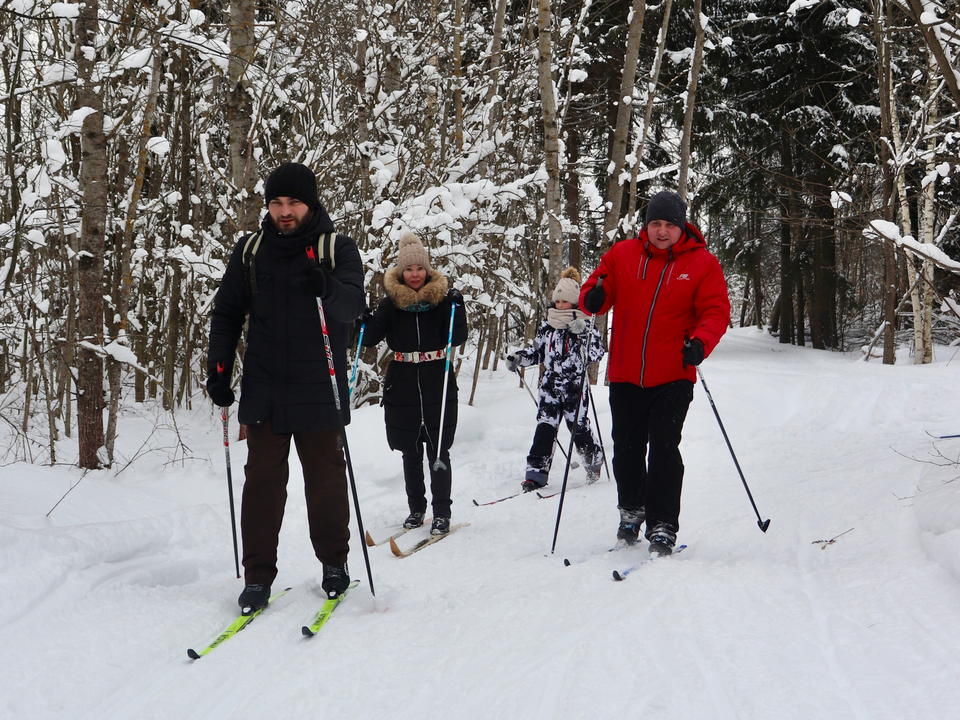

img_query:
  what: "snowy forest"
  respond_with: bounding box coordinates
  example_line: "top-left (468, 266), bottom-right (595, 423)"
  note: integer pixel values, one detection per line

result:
top-left (1, 0), bottom-right (959, 470)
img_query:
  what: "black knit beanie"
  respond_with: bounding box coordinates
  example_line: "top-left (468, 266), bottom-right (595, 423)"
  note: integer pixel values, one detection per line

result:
top-left (645, 190), bottom-right (687, 228)
top-left (264, 162), bottom-right (320, 210)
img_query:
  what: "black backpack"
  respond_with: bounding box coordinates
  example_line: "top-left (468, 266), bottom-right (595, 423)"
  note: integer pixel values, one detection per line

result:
top-left (241, 230), bottom-right (337, 295)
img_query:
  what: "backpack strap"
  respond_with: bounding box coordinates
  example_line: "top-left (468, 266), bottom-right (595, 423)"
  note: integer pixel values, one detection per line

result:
top-left (318, 232), bottom-right (336, 272)
top-left (242, 230), bottom-right (264, 295)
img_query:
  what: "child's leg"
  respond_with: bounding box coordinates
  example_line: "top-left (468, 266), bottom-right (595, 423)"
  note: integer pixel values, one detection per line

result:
top-left (564, 385), bottom-right (603, 475)
top-left (525, 385), bottom-right (562, 486)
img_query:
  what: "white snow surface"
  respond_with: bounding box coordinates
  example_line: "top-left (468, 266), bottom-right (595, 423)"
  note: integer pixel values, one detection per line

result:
top-left (2, 328), bottom-right (960, 719)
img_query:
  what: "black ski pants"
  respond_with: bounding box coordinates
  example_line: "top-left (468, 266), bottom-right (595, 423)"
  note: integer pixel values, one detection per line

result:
top-left (241, 418), bottom-right (350, 586)
top-left (609, 379), bottom-right (693, 536)
top-left (397, 424), bottom-right (453, 519)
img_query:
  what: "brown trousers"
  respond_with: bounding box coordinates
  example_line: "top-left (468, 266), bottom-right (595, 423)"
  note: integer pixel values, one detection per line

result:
top-left (241, 418), bottom-right (350, 586)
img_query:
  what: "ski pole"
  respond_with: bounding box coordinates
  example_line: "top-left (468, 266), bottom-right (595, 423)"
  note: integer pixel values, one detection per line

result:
top-left (551, 312), bottom-right (597, 554)
top-left (432, 300), bottom-right (457, 472)
top-left (215, 367), bottom-right (241, 580)
top-left (696, 366), bottom-right (770, 533)
top-left (585, 381), bottom-right (610, 480)
top-left (306, 247), bottom-right (376, 596)
top-left (939, 434), bottom-right (960, 439)
top-left (551, 275), bottom-right (604, 554)
top-left (514, 367), bottom-right (577, 468)
top-left (349, 323), bottom-right (365, 401)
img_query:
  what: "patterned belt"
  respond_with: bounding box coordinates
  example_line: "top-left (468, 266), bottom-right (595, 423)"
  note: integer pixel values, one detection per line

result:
top-left (394, 350), bottom-right (445, 363)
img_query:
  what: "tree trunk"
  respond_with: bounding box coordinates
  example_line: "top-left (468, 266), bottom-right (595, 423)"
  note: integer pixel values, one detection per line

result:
top-left (453, 0), bottom-right (465, 156)
top-left (162, 266), bottom-right (183, 411)
top-left (875, 0), bottom-right (897, 364)
top-left (227, 0), bottom-right (259, 234)
top-left (75, 0), bottom-right (107, 469)
top-left (811, 187), bottom-right (837, 347)
top-left (627, 0), bottom-right (672, 237)
top-left (566, 121), bottom-right (581, 271)
top-left (537, 0), bottom-right (563, 288)
top-left (887, 64), bottom-right (923, 361)
top-left (918, 49), bottom-right (938, 363)
top-left (677, 0), bottom-right (706, 200)
top-left (778, 130), bottom-right (796, 344)
top-left (602, 0), bottom-right (647, 249)
top-left (796, 238), bottom-right (808, 347)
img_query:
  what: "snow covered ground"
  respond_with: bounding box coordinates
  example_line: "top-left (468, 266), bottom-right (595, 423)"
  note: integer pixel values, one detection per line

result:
top-left (2, 327), bottom-right (960, 719)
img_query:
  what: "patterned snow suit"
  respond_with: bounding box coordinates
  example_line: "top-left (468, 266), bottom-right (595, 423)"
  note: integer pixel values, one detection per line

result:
top-left (514, 315), bottom-right (605, 486)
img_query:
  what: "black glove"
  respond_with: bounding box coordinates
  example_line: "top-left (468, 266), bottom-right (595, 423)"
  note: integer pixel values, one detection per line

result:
top-left (447, 287), bottom-right (464, 306)
top-left (682, 337), bottom-right (705, 369)
top-left (568, 318), bottom-right (587, 335)
top-left (582, 284), bottom-right (605, 314)
top-left (301, 266), bottom-right (328, 296)
top-left (206, 360), bottom-right (235, 407)
top-left (356, 307), bottom-right (374, 332)
top-left (505, 354), bottom-right (520, 373)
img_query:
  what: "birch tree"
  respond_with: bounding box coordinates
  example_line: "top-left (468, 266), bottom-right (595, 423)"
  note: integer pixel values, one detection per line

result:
top-left (676, 0), bottom-right (706, 200)
top-left (602, 0), bottom-right (646, 248)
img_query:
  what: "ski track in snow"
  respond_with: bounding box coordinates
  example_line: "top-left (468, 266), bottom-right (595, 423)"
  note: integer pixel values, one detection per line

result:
top-left (2, 328), bottom-right (960, 719)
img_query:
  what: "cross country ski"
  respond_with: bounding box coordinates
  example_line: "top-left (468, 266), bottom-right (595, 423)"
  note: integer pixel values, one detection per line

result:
top-left (612, 545), bottom-right (687, 581)
top-left (302, 580), bottom-right (360, 636)
top-left (187, 587), bottom-right (292, 660)
top-left (389, 523), bottom-right (470, 557)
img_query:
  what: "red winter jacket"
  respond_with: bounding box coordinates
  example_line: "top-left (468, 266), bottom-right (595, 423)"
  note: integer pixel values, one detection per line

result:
top-left (579, 223), bottom-right (730, 388)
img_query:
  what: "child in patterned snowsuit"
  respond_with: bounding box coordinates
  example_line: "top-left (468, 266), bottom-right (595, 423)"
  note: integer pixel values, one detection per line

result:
top-left (506, 267), bottom-right (605, 492)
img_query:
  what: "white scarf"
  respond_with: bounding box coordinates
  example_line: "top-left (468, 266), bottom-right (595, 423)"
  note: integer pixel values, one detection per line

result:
top-left (546, 307), bottom-right (587, 330)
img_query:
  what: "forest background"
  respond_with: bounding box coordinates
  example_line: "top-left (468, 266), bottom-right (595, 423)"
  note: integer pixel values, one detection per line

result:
top-left (1, 0), bottom-right (959, 470)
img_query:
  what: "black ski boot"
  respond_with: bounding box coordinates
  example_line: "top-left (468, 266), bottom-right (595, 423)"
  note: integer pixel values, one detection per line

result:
top-left (238, 583), bottom-right (270, 615)
top-left (322, 563), bottom-right (350, 598)
top-left (647, 523), bottom-right (677, 556)
top-left (430, 517), bottom-right (451, 536)
top-left (616, 507), bottom-right (645, 544)
top-left (403, 511), bottom-right (425, 529)
top-left (521, 472), bottom-right (547, 493)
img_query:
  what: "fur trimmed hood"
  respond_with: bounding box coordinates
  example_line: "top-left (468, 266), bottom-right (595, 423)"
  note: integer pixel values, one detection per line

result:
top-left (384, 266), bottom-right (449, 309)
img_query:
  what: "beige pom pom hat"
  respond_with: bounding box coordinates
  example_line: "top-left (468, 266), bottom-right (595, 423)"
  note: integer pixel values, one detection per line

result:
top-left (552, 266), bottom-right (581, 306)
top-left (396, 232), bottom-right (431, 272)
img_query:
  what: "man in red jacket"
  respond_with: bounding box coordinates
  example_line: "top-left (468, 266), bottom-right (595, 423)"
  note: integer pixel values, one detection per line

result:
top-left (580, 190), bottom-right (730, 555)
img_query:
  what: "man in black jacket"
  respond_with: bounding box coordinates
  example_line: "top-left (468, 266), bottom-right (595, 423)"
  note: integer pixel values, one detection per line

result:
top-left (206, 162), bottom-right (365, 612)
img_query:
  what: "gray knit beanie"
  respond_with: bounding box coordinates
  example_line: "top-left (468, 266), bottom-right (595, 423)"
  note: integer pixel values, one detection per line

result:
top-left (645, 190), bottom-right (687, 228)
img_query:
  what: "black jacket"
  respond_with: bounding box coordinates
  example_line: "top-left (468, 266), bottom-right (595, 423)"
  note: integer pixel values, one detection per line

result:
top-left (362, 267), bottom-right (468, 451)
top-left (208, 206), bottom-right (365, 433)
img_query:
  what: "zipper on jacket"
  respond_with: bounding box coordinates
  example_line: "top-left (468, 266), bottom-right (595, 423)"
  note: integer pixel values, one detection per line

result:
top-left (639, 248), bottom-right (674, 387)
top-left (414, 314), bottom-right (429, 437)
top-left (638, 253), bottom-right (650, 281)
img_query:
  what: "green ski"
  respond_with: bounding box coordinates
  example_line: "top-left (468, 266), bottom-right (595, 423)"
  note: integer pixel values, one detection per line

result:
top-left (187, 587), bottom-right (292, 660)
top-left (301, 580), bottom-right (360, 637)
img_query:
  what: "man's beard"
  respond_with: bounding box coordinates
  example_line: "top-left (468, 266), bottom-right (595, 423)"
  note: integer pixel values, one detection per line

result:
top-left (271, 210), bottom-right (312, 234)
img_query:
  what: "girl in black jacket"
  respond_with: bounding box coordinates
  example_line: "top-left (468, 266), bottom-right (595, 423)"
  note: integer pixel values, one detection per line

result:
top-left (360, 233), bottom-right (467, 535)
